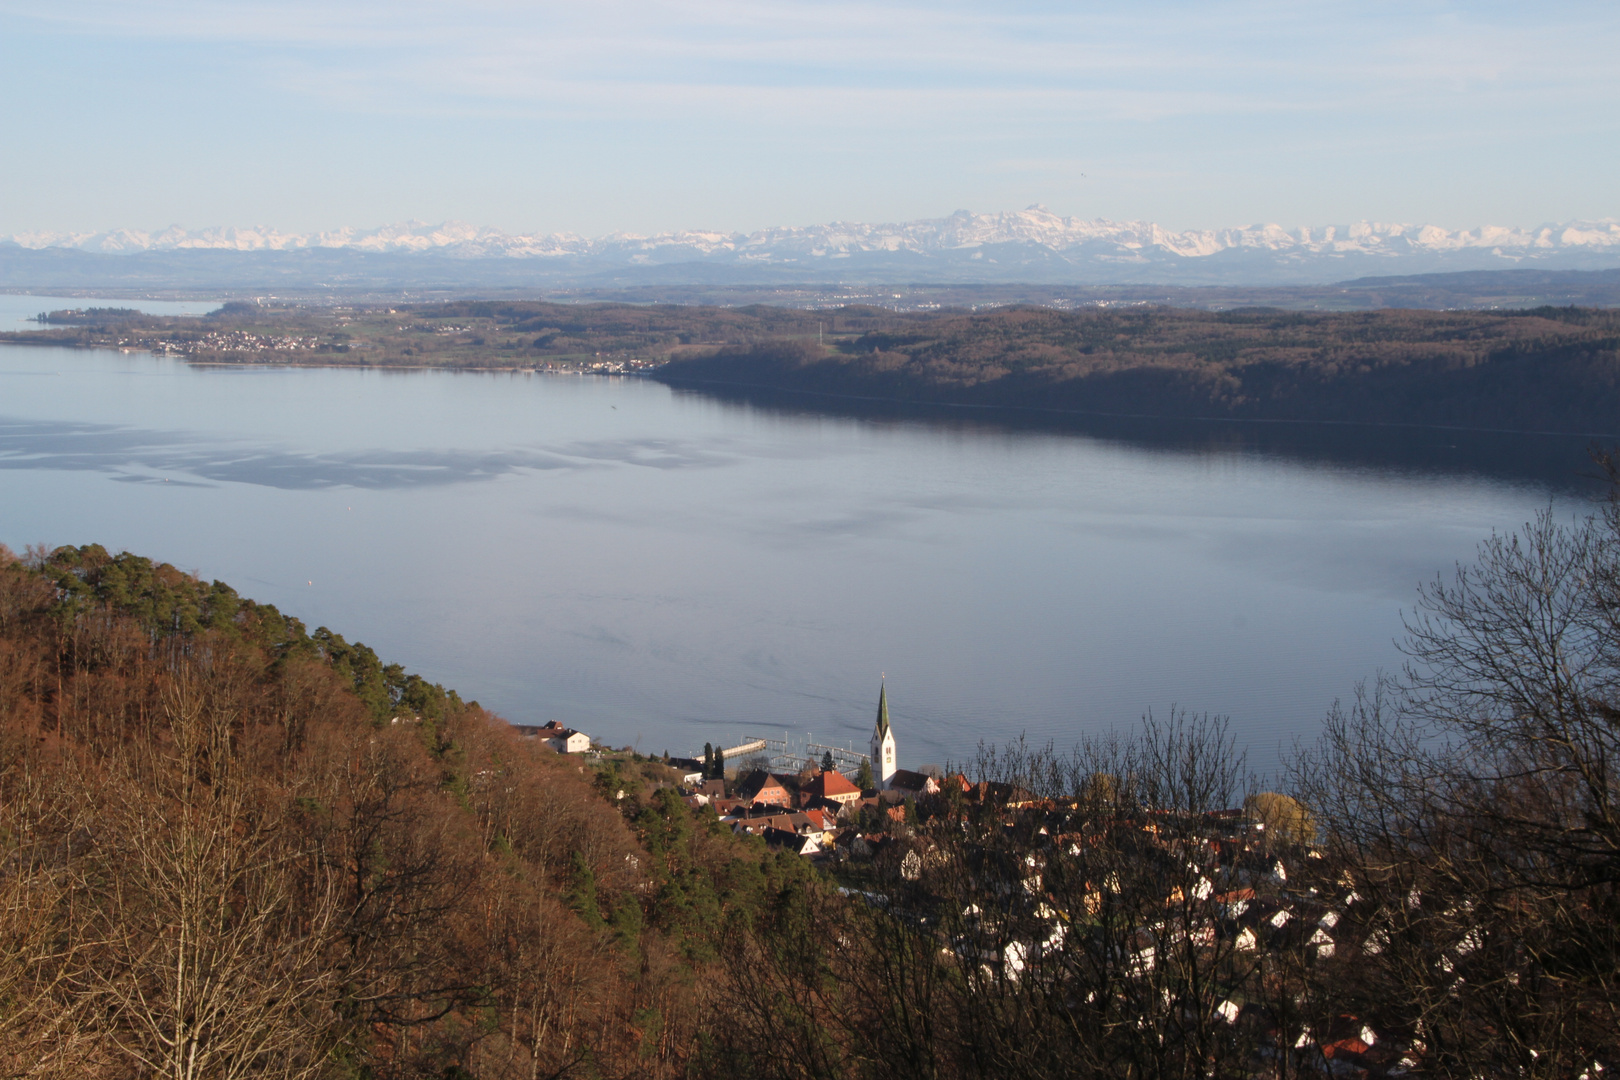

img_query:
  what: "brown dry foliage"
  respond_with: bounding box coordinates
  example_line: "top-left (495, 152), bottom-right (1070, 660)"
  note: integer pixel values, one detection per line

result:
top-left (663, 306), bottom-right (1620, 432)
top-left (0, 545), bottom-right (742, 1079)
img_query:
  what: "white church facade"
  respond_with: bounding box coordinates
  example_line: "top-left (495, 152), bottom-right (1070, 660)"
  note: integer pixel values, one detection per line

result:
top-left (871, 682), bottom-right (898, 788)
top-left (867, 683), bottom-right (941, 798)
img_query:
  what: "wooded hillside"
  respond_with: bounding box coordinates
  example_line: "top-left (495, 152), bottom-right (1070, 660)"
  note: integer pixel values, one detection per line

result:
top-left (657, 306), bottom-right (1620, 434)
top-left (11, 299), bottom-right (1620, 432)
top-left (0, 543), bottom-right (813, 1078)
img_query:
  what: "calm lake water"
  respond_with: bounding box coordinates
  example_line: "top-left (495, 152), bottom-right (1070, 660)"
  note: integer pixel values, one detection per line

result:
top-left (0, 295), bottom-right (1602, 775)
top-left (0, 293), bottom-right (221, 332)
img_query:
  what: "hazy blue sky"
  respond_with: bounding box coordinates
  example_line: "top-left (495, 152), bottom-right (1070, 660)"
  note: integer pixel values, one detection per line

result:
top-left (1, 1), bottom-right (1615, 236)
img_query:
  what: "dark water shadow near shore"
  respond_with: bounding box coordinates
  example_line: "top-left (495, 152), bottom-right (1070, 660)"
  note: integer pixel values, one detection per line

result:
top-left (657, 377), bottom-right (1611, 496)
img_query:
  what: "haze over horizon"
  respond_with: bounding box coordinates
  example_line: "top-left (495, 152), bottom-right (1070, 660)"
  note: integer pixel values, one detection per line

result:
top-left (1, 1), bottom-right (1615, 240)
top-left (10, 208), bottom-right (1620, 254)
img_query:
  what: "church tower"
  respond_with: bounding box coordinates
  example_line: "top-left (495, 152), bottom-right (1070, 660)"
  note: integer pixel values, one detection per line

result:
top-left (871, 682), bottom-right (898, 789)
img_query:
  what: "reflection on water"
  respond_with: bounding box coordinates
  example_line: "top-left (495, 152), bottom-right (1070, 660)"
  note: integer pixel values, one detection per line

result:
top-left (0, 337), bottom-right (1602, 776)
top-left (663, 382), bottom-right (1606, 497)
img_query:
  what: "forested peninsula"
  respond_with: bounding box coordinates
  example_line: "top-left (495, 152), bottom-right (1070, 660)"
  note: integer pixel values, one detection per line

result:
top-left (9, 299), bottom-right (1620, 434)
top-left (656, 306), bottom-right (1620, 435)
top-left (5, 476), bottom-right (1620, 1076)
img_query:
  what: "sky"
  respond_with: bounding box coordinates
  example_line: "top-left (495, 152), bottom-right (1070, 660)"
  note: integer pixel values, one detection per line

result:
top-left (0, 0), bottom-right (1616, 237)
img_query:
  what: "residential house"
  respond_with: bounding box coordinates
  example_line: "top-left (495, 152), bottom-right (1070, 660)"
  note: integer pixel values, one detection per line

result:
top-left (512, 721), bottom-right (591, 754)
top-left (887, 769), bottom-right (940, 799)
top-left (762, 827), bottom-right (821, 856)
top-left (548, 728), bottom-right (591, 754)
top-left (667, 757), bottom-right (705, 784)
top-left (802, 768), bottom-right (863, 806)
top-left (733, 770), bottom-right (793, 808)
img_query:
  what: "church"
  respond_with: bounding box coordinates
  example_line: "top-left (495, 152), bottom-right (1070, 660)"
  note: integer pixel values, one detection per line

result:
top-left (868, 682), bottom-right (939, 798)
top-left (870, 682), bottom-right (897, 788)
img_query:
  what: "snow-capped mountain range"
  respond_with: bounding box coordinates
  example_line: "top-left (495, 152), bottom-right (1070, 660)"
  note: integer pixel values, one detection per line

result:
top-left (10, 206), bottom-right (1619, 262)
top-left (6, 207), bottom-right (1619, 287)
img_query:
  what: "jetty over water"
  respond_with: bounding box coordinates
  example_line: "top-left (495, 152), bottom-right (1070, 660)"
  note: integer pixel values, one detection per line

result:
top-left (701, 734), bottom-right (868, 775)
top-left (715, 738), bottom-right (766, 761)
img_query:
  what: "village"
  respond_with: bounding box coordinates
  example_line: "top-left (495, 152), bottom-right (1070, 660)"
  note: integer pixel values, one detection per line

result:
top-left (512, 692), bottom-right (1422, 1078)
top-left (512, 686), bottom-right (953, 861)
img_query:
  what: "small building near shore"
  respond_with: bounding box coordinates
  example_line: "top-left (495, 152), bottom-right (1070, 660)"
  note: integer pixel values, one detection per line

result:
top-left (512, 720), bottom-right (591, 754)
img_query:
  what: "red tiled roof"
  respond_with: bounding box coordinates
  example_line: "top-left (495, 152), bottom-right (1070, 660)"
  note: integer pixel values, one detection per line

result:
top-left (803, 808), bottom-right (836, 830)
top-left (807, 769), bottom-right (861, 799)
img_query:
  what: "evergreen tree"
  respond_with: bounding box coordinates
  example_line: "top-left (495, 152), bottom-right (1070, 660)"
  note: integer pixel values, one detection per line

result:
top-left (565, 852), bottom-right (603, 928)
top-left (856, 757), bottom-right (874, 791)
top-left (821, 750), bottom-right (836, 773)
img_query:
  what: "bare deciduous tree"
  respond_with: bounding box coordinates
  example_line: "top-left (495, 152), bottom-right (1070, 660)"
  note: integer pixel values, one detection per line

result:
top-left (81, 673), bottom-right (342, 1080)
top-left (1297, 491), bottom-right (1620, 1077)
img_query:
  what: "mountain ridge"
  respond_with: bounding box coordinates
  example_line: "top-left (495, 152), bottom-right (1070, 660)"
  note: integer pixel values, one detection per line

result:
top-left (5, 207), bottom-right (1619, 289)
top-left (11, 206), bottom-right (1619, 264)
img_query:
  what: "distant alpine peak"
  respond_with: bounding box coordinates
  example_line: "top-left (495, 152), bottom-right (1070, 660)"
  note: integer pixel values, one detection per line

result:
top-left (8, 208), bottom-right (1619, 262)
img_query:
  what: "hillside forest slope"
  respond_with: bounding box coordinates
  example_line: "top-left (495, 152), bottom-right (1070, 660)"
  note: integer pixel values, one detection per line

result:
top-left (8, 301), bottom-right (1620, 433)
top-left (0, 543), bottom-right (815, 1079)
top-left (656, 305), bottom-right (1620, 434)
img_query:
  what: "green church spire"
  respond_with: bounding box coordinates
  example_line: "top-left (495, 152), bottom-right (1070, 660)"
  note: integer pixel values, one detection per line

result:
top-left (871, 680), bottom-right (897, 788)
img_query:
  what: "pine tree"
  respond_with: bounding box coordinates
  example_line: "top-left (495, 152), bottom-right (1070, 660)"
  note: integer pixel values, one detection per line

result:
top-left (856, 757), bottom-right (874, 791)
top-left (565, 852), bottom-right (603, 928)
top-left (821, 750), bottom-right (836, 773)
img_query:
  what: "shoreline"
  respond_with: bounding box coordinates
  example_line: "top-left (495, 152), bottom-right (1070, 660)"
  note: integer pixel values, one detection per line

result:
top-left (5, 334), bottom-right (1615, 442)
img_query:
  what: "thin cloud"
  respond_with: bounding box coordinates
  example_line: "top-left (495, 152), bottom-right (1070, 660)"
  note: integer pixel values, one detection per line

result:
top-left (6, 0), bottom-right (1615, 103)
top-left (1, 0), bottom-right (1614, 231)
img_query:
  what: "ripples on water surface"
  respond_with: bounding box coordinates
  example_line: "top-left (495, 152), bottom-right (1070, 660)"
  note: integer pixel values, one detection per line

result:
top-left (0, 295), bottom-right (1601, 774)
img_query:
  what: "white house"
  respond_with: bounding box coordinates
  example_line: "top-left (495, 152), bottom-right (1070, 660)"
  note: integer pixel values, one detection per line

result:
top-left (513, 720), bottom-right (591, 754)
top-left (548, 728), bottom-right (591, 754)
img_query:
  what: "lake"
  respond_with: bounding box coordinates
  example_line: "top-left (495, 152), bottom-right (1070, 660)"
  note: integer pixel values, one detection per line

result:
top-left (0, 295), bottom-right (1601, 776)
top-left (0, 292), bottom-right (222, 332)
